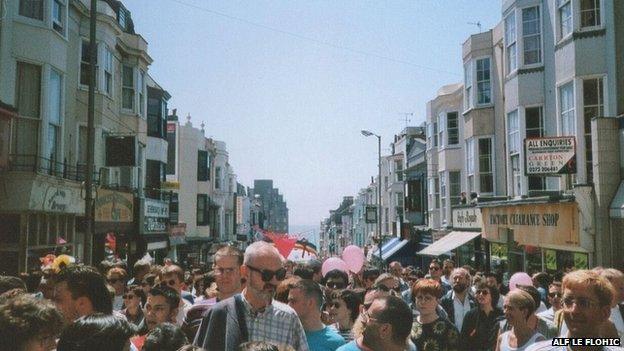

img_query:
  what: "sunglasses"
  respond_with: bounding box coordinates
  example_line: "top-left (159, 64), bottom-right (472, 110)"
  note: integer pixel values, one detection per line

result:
top-left (373, 284), bottom-right (399, 292)
top-left (429, 266), bottom-right (440, 271)
top-left (165, 279), bottom-right (178, 287)
top-left (247, 265), bottom-right (286, 282)
top-left (326, 281), bottom-right (346, 289)
top-left (123, 294), bottom-right (136, 299)
top-left (476, 289), bottom-right (490, 295)
top-left (548, 292), bottom-right (562, 298)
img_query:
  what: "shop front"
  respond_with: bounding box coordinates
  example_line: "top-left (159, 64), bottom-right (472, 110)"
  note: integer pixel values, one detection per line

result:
top-left (0, 173), bottom-right (84, 274)
top-left (94, 188), bottom-right (135, 264)
top-left (480, 200), bottom-right (589, 275)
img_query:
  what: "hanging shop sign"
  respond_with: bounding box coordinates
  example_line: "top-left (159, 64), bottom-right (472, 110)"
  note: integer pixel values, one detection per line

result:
top-left (482, 202), bottom-right (579, 247)
top-left (365, 206), bottom-right (377, 223)
top-left (452, 207), bottom-right (483, 230)
top-left (142, 199), bottom-right (169, 234)
top-left (525, 136), bottom-right (576, 175)
top-left (95, 189), bottom-right (133, 222)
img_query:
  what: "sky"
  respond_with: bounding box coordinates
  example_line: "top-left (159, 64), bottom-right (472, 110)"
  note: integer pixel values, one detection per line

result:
top-left (123, 0), bottom-right (503, 233)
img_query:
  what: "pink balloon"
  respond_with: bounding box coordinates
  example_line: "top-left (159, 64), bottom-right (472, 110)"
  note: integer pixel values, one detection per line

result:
top-left (342, 245), bottom-right (365, 273)
top-left (322, 257), bottom-right (349, 277)
top-left (509, 272), bottom-right (533, 291)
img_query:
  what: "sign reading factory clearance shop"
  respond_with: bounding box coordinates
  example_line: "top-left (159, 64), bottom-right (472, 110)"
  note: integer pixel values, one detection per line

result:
top-left (525, 136), bottom-right (577, 175)
top-left (482, 202), bottom-right (579, 247)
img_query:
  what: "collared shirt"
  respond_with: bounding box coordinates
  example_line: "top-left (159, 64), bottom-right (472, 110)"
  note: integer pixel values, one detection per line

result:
top-left (241, 294), bottom-right (309, 351)
top-left (176, 298), bottom-right (192, 327)
top-left (452, 291), bottom-right (472, 332)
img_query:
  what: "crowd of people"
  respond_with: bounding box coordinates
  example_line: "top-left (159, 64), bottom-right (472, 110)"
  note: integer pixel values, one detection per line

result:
top-left (1, 243), bottom-right (624, 351)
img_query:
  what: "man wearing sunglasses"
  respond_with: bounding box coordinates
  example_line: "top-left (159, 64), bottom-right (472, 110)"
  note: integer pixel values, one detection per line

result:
top-left (161, 264), bottom-right (193, 326)
top-left (536, 282), bottom-right (562, 324)
top-left (194, 241), bottom-right (308, 351)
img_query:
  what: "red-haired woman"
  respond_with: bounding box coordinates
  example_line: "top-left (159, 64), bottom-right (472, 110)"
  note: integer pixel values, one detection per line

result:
top-left (410, 278), bottom-right (459, 351)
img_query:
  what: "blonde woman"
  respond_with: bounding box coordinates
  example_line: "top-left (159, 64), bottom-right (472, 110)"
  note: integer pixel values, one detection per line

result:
top-left (495, 290), bottom-right (544, 351)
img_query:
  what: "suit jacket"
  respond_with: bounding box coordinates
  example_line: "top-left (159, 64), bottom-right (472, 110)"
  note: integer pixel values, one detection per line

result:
top-left (439, 290), bottom-right (476, 325)
top-left (193, 295), bottom-right (247, 351)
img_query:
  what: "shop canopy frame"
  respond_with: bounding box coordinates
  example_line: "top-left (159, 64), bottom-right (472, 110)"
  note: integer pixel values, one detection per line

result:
top-left (417, 231), bottom-right (481, 257)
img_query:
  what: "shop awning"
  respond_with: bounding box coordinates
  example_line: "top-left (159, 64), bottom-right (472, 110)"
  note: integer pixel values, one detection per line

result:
top-left (417, 231), bottom-right (481, 256)
top-left (381, 239), bottom-right (409, 261)
top-left (610, 181), bottom-right (624, 218)
top-left (372, 237), bottom-right (400, 258)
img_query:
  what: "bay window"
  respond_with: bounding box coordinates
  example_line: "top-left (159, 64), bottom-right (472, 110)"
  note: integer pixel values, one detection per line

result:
top-left (48, 70), bottom-right (62, 173)
top-left (479, 138), bottom-right (493, 193)
top-left (476, 58), bottom-right (491, 105)
top-left (104, 47), bottom-right (113, 96)
top-left (466, 138), bottom-right (475, 193)
top-left (464, 61), bottom-right (473, 109)
top-left (13, 62), bottom-right (41, 158)
top-left (559, 82), bottom-right (575, 136)
top-left (122, 65), bottom-right (135, 110)
top-left (583, 77), bottom-right (604, 183)
top-left (558, 0), bottom-right (572, 38)
top-left (447, 112), bottom-right (459, 145)
top-left (522, 6), bottom-right (541, 65)
top-left (80, 40), bottom-right (98, 87)
top-left (580, 0), bottom-right (601, 28)
top-left (505, 12), bottom-right (517, 74)
top-left (19, 0), bottom-right (43, 20)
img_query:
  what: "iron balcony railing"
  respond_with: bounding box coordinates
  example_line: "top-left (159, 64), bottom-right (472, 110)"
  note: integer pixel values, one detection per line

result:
top-left (5, 154), bottom-right (99, 183)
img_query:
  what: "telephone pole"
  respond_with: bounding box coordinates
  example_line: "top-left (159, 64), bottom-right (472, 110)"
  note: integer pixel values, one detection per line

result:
top-left (84, 0), bottom-right (97, 264)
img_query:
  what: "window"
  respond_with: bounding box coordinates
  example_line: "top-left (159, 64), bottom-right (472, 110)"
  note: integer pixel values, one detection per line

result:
top-left (395, 160), bottom-right (403, 182)
top-left (433, 122), bottom-right (438, 147)
top-left (19, 0), bottom-right (43, 20)
top-left (525, 107), bottom-right (544, 138)
top-left (511, 155), bottom-right (522, 196)
top-left (52, 0), bottom-right (65, 34)
top-left (148, 97), bottom-right (164, 138)
top-left (138, 70), bottom-right (145, 116)
top-left (427, 122), bottom-right (438, 148)
top-left (580, 0), bottom-right (601, 28)
top-left (558, 0), bottom-right (572, 38)
top-left (197, 194), bottom-right (208, 226)
top-left (197, 150), bottom-right (208, 181)
top-left (439, 173), bottom-right (446, 222)
top-left (583, 77), bottom-right (604, 183)
top-left (80, 40), bottom-right (97, 86)
top-left (215, 166), bottom-right (222, 189)
top-left (447, 112), bottom-right (459, 145)
top-left (438, 113), bottom-right (445, 146)
top-left (395, 192), bottom-right (404, 209)
top-left (560, 82), bottom-right (575, 136)
top-left (13, 62), bottom-right (41, 157)
top-left (505, 12), bottom-right (517, 73)
top-left (449, 171), bottom-right (461, 205)
top-left (122, 66), bottom-right (134, 110)
top-left (118, 8), bottom-right (127, 30)
top-left (508, 110), bottom-right (520, 154)
top-left (522, 7), bottom-right (541, 65)
top-left (476, 58), bottom-right (491, 104)
top-left (479, 138), bottom-right (493, 193)
top-left (466, 138), bottom-right (475, 193)
top-left (48, 70), bottom-right (62, 172)
top-left (166, 123), bottom-right (176, 175)
top-left (104, 47), bottom-right (113, 96)
top-left (434, 177), bottom-right (440, 209)
top-left (464, 61), bottom-right (473, 109)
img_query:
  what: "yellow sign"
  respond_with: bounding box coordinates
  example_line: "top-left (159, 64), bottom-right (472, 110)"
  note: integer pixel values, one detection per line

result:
top-left (162, 181), bottom-right (180, 190)
top-left (545, 249), bottom-right (557, 270)
top-left (95, 189), bottom-right (134, 222)
top-left (482, 202), bottom-right (579, 247)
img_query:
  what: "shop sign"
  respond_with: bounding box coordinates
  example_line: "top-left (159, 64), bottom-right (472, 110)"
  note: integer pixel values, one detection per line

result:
top-left (162, 181), bottom-right (179, 190)
top-left (144, 199), bottom-right (169, 218)
top-left (451, 207), bottom-right (483, 229)
top-left (525, 136), bottom-right (576, 175)
top-left (365, 206), bottom-right (377, 223)
top-left (145, 217), bottom-right (167, 232)
top-left (236, 197), bottom-right (243, 224)
top-left (482, 202), bottom-right (579, 247)
top-left (169, 223), bottom-right (186, 246)
top-left (95, 189), bottom-right (133, 222)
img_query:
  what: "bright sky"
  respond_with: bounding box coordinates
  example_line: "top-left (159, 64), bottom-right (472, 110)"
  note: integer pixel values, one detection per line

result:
top-left (124, 0), bottom-right (502, 231)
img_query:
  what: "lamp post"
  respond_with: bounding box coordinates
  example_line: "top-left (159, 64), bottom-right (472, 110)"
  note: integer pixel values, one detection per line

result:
top-left (361, 130), bottom-right (383, 269)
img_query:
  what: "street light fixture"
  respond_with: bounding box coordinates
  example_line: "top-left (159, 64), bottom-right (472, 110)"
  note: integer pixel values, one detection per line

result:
top-left (361, 129), bottom-right (383, 269)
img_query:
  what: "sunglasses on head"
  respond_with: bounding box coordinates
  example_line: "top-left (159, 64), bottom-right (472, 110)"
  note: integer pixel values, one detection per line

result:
top-left (247, 265), bottom-right (287, 282)
top-left (326, 281), bottom-right (346, 289)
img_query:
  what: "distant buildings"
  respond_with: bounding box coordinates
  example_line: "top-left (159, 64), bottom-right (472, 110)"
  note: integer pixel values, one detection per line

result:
top-left (248, 179), bottom-right (289, 233)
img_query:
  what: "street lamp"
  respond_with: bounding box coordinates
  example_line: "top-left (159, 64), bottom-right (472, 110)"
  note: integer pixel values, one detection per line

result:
top-left (361, 129), bottom-right (383, 269)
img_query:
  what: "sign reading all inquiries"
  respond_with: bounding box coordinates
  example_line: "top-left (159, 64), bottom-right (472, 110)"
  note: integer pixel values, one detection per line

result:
top-left (525, 136), bottom-right (577, 175)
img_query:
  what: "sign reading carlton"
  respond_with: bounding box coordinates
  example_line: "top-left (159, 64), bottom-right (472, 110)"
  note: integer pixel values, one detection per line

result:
top-left (525, 136), bottom-right (576, 175)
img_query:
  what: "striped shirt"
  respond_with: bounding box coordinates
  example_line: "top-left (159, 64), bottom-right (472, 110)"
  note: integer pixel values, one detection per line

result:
top-left (241, 295), bottom-right (309, 351)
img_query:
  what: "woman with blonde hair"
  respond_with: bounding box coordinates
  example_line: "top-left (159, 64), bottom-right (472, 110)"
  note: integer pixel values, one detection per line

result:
top-left (495, 289), bottom-right (544, 351)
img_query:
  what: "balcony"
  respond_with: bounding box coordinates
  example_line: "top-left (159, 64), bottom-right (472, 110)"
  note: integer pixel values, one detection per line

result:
top-left (5, 154), bottom-right (98, 182)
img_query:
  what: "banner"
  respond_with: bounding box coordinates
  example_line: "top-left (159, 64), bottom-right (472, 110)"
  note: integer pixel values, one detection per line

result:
top-left (482, 202), bottom-right (579, 247)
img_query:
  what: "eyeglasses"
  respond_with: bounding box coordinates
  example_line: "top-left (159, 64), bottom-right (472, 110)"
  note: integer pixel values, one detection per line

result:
top-left (415, 294), bottom-right (435, 303)
top-left (548, 292), bottom-right (562, 298)
top-left (329, 301), bottom-right (343, 309)
top-left (326, 281), bottom-right (346, 289)
top-left (562, 296), bottom-right (598, 309)
top-left (246, 265), bottom-right (286, 282)
top-left (373, 284), bottom-right (399, 293)
top-left (476, 289), bottom-right (490, 295)
top-left (123, 294), bottom-right (136, 299)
